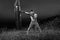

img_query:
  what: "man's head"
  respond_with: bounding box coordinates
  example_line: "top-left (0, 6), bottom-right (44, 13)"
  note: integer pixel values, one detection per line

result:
top-left (31, 10), bottom-right (33, 11)
top-left (30, 10), bottom-right (35, 14)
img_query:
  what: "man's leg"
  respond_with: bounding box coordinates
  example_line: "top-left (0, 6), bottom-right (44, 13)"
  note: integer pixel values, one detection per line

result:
top-left (34, 22), bottom-right (42, 32)
top-left (27, 21), bottom-right (33, 34)
top-left (26, 21), bottom-right (41, 34)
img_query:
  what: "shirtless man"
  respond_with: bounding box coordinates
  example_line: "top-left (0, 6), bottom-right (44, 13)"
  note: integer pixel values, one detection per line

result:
top-left (25, 10), bottom-right (41, 34)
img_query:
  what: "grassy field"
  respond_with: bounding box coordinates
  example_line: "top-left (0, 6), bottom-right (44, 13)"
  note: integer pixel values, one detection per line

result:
top-left (0, 28), bottom-right (60, 40)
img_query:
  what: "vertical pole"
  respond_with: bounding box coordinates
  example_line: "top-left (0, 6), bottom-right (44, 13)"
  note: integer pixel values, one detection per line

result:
top-left (14, 0), bottom-right (22, 30)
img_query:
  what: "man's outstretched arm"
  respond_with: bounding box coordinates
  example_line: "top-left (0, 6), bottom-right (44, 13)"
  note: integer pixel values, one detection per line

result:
top-left (25, 12), bottom-right (30, 14)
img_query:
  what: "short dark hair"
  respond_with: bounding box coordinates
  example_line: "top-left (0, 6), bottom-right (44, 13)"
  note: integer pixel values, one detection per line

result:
top-left (31, 10), bottom-right (33, 11)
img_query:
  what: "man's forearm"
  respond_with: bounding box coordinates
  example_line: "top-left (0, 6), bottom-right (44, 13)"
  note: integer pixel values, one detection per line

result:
top-left (25, 12), bottom-right (30, 14)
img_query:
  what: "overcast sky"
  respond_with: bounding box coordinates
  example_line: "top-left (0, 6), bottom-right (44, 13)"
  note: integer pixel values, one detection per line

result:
top-left (0, 0), bottom-right (60, 21)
